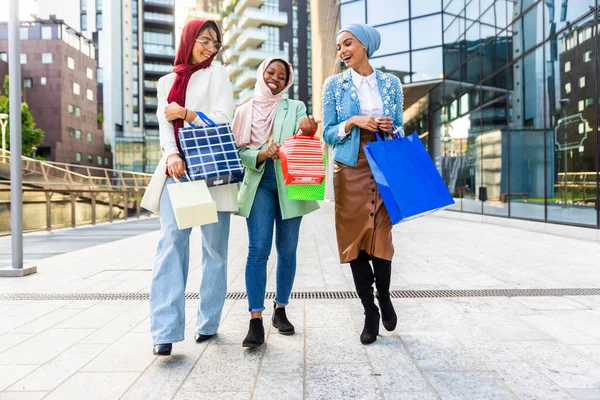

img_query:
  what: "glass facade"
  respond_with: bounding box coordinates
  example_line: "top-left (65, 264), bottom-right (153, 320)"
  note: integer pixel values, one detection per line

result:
top-left (341, 0), bottom-right (600, 229)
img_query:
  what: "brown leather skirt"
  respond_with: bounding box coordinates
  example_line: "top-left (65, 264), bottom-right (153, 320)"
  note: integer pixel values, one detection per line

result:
top-left (333, 129), bottom-right (394, 264)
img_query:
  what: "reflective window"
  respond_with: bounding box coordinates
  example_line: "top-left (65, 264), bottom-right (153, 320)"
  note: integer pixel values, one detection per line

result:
top-left (340, 1), bottom-right (365, 25)
top-left (411, 0), bottom-right (441, 18)
top-left (42, 26), bottom-right (53, 40)
top-left (412, 15), bottom-right (442, 49)
top-left (444, 0), bottom-right (464, 16)
top-left (377, 22), bottom-right (409, 55)
top-left (370, 53), bottom-right (410, 83)
top-left (412, 47), bottom-right (443, 81)
top-left (367, 0), bottom-right (408, 25)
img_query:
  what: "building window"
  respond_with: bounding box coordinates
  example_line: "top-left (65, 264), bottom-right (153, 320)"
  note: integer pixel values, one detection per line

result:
top-left (68, 128), bottom-right (75, 138)
top-left (40, 77), bottom-right (47, 85)
top-left (87, 89), bottom-right (94, 101)
top-left (73, 82), bottom-right (80, 95)
top-left (81, 14), bottom-right (88, 31)
top-left (75, 107), bottom-right (81, 117)
top-left (23, 78), bottom-right (33, 88)
top-left (76, 129), bottom-right (82, 140)
top-left (0, 53), bottom-right (6, 62)
top-left (20, 54), bottom-right (27, 64)
top-left (97, 67), bottom-right (103, 83)
top-left (97, 156), bottom-right (102, 165)
top-left (68, 104), bottom-right (74, 114)
top-left (87, 133), bottom-right (93, 142)
top-left (580, 76), bottom-right (586, 88)
top-left (96, 0), bottom-right (103, 11)
top-left (76, 152), bottom-right (82, 163)
top-left (565, 83), bottom-right (571, 94)
top-left (564, 61), bottom-right (571, 72)
top-left (42, 53), bottom-right (53, 64)
top-left (578, 100), bottom-right (585, 112)
top-left (104, 157), bottom-right (109, 166)
top-left (42, 26), bottom-right (52, 40)
top-left (20, 27), bottom-right (28, 40)
top-left (96, 13), bottom-right (103, 30)
top-left (86, 67), bottom-right (93, 79)
top-left (584, 51), bottom-right (592, 63)
top-left (68, 57), bottom-right (75, 70)
top-left (586, 98), bottom-right (594, 107)
top-left (87, 154), bottom-right (93, 163)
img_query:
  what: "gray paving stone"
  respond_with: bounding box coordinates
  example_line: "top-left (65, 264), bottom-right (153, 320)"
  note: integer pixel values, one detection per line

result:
top-left (174, 392), bottom-right (250, 400)
top-left (0, 365), bottom-right (39, 391)
top-left (81, 313), bottom-right (148, 344)
top-left (44, 372), bottom-right (140, 400)
top-left (383, 391), bottom-right (439, 400)
top-left (81, 332), bottom-right (155, 372)
top-left (0, 328), bottom-right (94, 365)
top-left (54, 303), bottom-right (134, 329)
top-left (253, 371), bottom-right (303, 400)
top-left (0, 334), bottom-right (35, 354)
top-left (567, 388), bottom-right (600, 399)
top-left (305, 303), bottom-right (354, 328)
top-left (513, 296), bottom-right (590, 310)
top-left (519, 315), bottom-right (600, 345)
top-left (306, 362), bottom-right (381, 400)
top-left (424, 371), bottom-right (516, 400)
top-left (0, 392), bottom-right (49, 400)
top-left (7, 344), bottom-right (108, 392)
top-left (400, 332), bottom-right (483, 372)
top-left (11, 308), bottom-right (83, 334)
top-left (509, 385), bottom-right (574, 400)
top-left (306, 327), bottom-right (368, 365)
top-left (178, 344), bottom-right (263, 394)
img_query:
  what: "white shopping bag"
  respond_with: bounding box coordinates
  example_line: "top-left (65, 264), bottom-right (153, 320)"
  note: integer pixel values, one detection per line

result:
top-left (167, 175), bottom-right (218, 230)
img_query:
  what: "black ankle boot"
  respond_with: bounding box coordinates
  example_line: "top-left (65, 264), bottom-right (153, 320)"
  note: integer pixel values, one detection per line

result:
top-left (242, 318), bottom-right (265, 348)
top-left (272, 302), bottom-right (295, 335)
top-left (376, 292), bottom-right (397, 331)
top-left (360, 313), bottom-right (380, 344)
top-left (153, 343), bottom-right (172, 356)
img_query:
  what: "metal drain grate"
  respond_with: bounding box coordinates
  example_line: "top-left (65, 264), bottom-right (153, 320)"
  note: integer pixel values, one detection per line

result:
top-left (2, 288), bottom-right (600, 301)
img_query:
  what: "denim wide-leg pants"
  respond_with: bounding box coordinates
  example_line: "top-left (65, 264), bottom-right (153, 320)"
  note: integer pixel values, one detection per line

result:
top-left (150, 177), bottom-right (230, 345)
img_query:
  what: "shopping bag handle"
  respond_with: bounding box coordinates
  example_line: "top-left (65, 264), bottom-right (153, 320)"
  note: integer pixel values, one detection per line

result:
top-left (172, 172), bottom-right (192, 184)
top-left (195, 111), bottom-right (218, 127)
top-left (294, 121), bottom-right (320, 138)
top-left (375, 125), bottom-right (405, 142)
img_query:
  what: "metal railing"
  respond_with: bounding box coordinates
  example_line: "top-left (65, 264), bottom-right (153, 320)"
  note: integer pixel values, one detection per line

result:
top-left (0, 150), bottom-right (154, 234)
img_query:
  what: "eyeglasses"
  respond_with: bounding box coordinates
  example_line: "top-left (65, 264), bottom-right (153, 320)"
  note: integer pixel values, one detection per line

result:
top-left (195, 38), bottom-right (222, 51)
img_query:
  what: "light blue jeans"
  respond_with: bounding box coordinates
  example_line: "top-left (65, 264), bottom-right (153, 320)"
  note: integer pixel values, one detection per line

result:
top-left (150, 177), bottom-right (230, 345)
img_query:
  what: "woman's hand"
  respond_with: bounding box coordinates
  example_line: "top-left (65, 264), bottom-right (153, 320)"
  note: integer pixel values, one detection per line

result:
top-left (256, 142), bottom-right (281, 166)
top-left (167, 154), bottom-right (186, 179)
top-left (298, 115), bottom-right (320, 136)
top-left (165, 102), bottom-right (185, 121)
top-left (349, 116), bottom-right (379, 132)
top-left (376, 117), bottom-right (394, 133)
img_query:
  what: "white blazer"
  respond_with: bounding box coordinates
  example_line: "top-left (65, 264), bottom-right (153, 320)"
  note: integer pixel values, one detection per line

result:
top-left (140, 64), bottom-right (238, 214)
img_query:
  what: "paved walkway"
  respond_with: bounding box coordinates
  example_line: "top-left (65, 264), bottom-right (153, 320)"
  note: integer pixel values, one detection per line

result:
top-left (1, 203), bottom-right (600, 399)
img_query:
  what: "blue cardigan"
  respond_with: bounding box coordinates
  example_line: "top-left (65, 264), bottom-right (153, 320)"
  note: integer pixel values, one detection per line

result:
top-left (322, 68), bottom-right (405, 166)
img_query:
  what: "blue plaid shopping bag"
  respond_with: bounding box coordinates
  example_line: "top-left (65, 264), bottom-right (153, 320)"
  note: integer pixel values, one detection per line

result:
top-left (177, 112), bottom-right (244, 187)
top-left (364, 128), bottom-right (454, 224)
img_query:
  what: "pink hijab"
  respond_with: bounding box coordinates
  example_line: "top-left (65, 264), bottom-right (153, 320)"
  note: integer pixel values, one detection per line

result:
top-left (232, 57), bottom-right (295, 149)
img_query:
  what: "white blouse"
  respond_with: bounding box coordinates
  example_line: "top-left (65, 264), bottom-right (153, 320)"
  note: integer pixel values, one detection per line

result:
top-left (337, 68), bottom-right (384, 138)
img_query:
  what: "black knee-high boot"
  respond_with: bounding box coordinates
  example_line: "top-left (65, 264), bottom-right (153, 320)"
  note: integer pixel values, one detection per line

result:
top-left (350, 254), bottom-right (379, 344)
top-left (373, 257), bottom-right (396, 331)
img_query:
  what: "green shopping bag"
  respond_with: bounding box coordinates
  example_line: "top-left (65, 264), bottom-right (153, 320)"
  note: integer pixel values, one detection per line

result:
top-left (286, 155), bottom-right (327, 200)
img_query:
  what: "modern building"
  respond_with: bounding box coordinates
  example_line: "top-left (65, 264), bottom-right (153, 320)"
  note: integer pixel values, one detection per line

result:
top-left (0, 19), bottom-right (112, 166)
top-left (36, 0), bottom-right (176, 173)
top-left (221, 0), bottom-right (312, 110)
top-left (334, 0), bottom-right (600, 230)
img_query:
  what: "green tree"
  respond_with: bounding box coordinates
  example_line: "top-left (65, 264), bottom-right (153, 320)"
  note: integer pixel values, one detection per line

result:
top-left (0, 76), bottom-right (44, 157)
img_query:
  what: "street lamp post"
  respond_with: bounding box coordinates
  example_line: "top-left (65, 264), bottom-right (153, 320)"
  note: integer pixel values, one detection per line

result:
top-left (0, 113), bottom-right (7, 163)
top-left (0, 0), bottom-right (37, 277)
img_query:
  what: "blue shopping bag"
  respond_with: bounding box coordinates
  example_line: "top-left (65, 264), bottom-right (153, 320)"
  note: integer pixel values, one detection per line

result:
top-left (364, 129), bottom-right (454, 224)
top-left (178, 112), bottom-right (244, 187)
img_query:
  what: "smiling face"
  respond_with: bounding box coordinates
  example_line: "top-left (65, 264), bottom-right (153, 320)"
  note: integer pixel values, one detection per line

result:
top-left (191, 25), bottom-right (220, 65)
top-left (336, 31), bottom-right (367, 69)
top-left (263, 60), bottom-right (289, 95)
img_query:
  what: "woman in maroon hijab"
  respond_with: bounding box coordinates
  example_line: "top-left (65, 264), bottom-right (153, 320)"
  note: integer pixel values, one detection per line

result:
top-left (145, 19), bottom-right (236, 356)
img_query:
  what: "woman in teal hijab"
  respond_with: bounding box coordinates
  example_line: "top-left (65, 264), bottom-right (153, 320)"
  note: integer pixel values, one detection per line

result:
top-left (322, 23), bottom-right (405, 344)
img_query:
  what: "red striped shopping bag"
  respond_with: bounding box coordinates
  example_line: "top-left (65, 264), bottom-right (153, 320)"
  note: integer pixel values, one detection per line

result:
top-left (279, 128), bottom-right (325, 185)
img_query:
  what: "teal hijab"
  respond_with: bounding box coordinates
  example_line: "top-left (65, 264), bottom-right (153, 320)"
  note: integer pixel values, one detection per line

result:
top-left (338, 23), bottom-right (381, 58)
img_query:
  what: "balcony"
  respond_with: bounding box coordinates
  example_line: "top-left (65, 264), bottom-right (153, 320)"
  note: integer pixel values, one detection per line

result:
top-left (235, 68), bottom-right (257, 89)
top-left (236, 28), bottom-right (268, 51)
top-left (143, 44), bottom-right (175, 59)
top-left (239, 8), bottom-right (287, 29)
top-left (226, 63), bottom-right (244, 79)
top-left (143, 0), bottom-right (175, 13)
top-left (223, 29), bottom-right (241, 47)
top-left (239, 48), bottom-right (286, 68)
top-left (143, 12), bottom-right (175, 28)
top-left (223, 48), bottom-right (239, 63)
top-left (222, 0), bottom-right (235, 10)
top-left (234, 0), bottom-right (266, 14)
top-left (232, 84), bottom-right (242, 96)
top-left (238, 88), bottom-right (254, 104)
top-left (223, 14), bottom-right (239, 31)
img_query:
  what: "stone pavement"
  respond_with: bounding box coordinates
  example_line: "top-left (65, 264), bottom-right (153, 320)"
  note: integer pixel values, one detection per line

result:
top-left (1, 203), bottom-right (600, 399)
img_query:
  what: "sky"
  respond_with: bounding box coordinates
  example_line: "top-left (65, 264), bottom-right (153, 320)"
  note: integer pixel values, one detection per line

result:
top-left (0, 0), bottom-right (39, 22)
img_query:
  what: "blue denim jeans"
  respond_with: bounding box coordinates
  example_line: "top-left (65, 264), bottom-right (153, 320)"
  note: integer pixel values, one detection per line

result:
top-left (246, 159), bottom-right (302, 312)
top-left (150, 177), bottom-right (230, 345)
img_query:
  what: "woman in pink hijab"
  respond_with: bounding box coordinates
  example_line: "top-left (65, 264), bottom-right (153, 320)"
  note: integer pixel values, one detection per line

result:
top-left (233, 57), bottom-right (319, 348)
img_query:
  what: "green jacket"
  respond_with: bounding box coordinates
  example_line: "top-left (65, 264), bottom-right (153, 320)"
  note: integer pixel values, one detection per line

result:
top-left (237, 99), bottom-right (320, 220)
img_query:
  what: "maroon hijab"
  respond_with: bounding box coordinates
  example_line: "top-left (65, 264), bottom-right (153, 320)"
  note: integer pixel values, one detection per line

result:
top-left (167, 19), bottom-right (221, 152)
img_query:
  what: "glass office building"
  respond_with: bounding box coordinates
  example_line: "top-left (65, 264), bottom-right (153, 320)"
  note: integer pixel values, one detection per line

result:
top-left (340, 0), bottom-right (600, 229)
